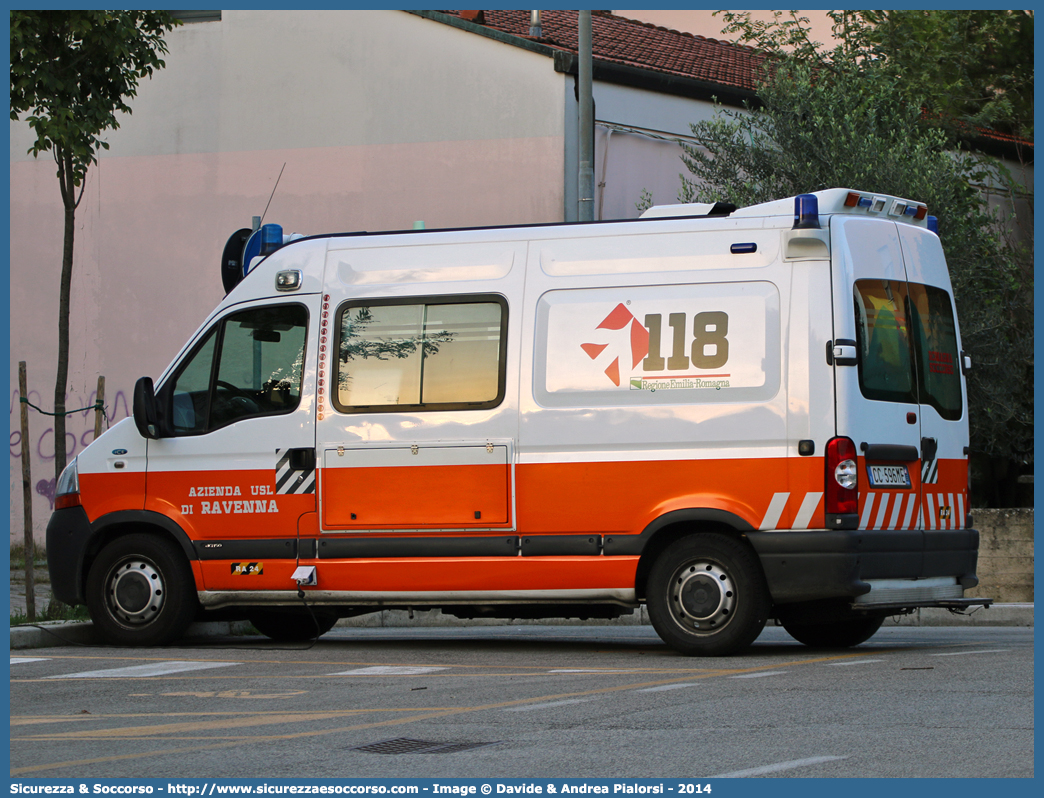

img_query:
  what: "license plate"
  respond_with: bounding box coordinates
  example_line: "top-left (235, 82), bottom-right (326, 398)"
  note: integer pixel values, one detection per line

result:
top-left (868, 464), bottom-right (911, 488)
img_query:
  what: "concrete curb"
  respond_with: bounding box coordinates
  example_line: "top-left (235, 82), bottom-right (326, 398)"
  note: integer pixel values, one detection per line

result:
top-left (9, 604), bottom-right (1033, 649)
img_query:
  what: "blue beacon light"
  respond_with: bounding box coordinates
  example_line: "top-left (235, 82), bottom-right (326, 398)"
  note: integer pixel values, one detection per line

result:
top-left (260, 223), bottom-right (284, 255)
top-left (793, 194), bottom-right (820, 229)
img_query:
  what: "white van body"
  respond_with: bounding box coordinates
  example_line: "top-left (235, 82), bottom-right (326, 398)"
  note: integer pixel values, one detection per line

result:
top-left (47, 189), bottom-right (987, 654)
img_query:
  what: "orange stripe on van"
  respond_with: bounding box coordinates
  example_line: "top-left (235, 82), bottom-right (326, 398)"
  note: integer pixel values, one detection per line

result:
top-left (306, 556), bottom-right (640, 592)
top-left (514, 457), bottom-right (824, 534)
top-left (79, 472), bottom-right (146, 522)
top-left (322, 463), bottom-right (511, 529)
top-left (199, 556), bottom-right (639, 593)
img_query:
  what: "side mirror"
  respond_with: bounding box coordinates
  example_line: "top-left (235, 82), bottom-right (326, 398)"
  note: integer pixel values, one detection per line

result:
top-left (133, 377), bottom-right (161, 439)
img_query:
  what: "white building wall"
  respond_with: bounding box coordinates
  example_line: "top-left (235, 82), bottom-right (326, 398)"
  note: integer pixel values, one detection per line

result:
top-left (9, 10), bottom-right (567, 544)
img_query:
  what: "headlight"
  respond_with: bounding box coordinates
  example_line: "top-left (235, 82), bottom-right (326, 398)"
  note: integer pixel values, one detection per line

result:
top-left (55, 457), bottom-right (80, 508)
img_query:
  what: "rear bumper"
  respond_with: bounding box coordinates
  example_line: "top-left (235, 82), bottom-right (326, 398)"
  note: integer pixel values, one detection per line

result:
top-left (746, 528), bottom-right (980, 606)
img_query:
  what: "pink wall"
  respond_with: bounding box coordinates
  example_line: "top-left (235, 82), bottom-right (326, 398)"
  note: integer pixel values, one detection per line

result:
top-left (9, 135), bottom-right (563, 541)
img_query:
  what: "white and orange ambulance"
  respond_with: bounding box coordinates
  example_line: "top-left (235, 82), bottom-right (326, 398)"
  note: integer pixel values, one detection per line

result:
top-left (46, 188), bottom-right (989, 655)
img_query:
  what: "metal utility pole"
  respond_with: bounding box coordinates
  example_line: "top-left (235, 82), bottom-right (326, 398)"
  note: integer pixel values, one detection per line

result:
top-left (577, 10), bottom-right (595, 221)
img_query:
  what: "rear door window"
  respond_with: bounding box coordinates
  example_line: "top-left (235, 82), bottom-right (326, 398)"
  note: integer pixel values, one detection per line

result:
top-left (908, 283), bottom-right (962, 420)
top-left (853, 280), bottom-right (962, 419)
top-left (853, 280), bottom-right (916, 404)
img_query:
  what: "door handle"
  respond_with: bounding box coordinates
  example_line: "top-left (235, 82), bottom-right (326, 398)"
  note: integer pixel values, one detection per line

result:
top-left (826, 339), bottom-right (858, 366)
top-left (288, 447), bottom-right (316, 470)
top-left (920, 437), bottom-right (938, 461)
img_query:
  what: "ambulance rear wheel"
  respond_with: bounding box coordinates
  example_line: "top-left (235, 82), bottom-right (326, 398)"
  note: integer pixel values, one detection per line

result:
top-left (248, 609), bottom-right (337, 642)
top-left (85, 533), bottom-right (198, 646)
top-left (782, 615), bottom-right (885, 648)
top-left (647, 534), bottom-right (770, 656)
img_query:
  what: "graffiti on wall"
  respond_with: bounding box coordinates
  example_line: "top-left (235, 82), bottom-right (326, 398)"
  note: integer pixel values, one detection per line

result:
top-left (10, 388), bottom-right (130, 509)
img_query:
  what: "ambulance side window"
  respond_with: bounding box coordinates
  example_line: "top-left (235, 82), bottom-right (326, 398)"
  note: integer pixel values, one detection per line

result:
top-left (333, 295), bottom-right (507, 412)
top-left (167, 303), bottom-right (308, 434)
top-left (169, 330), bottom-right (217, 433)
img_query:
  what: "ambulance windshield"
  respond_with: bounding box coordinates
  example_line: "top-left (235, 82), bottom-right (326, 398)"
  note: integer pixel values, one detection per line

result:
top-left (853, 280), bottom-right (962, 421)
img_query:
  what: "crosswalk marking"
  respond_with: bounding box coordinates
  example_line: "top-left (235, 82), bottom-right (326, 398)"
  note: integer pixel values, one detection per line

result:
top-left (46, 661), bottom-right (237, 679)
top-left (729, 671), bottom-right (787, 679)
top-left (710, 755), bottom-right (849, 778)
top-left (10, 657), bottom-right (49, 665)
top-left (504, 698), bottom-right (592, 712)
top-left (635, 683), bottom-right (699, 692)
top-left (826, 659), bottom-right (884, 667)
top-left (328, 666), bottom-right (448, 676)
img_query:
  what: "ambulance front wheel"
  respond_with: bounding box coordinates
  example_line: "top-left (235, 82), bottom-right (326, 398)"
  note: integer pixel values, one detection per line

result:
top-left (85, 533), bottom-right (199, 646)
top-left (647, 533), bottom-right (771, 656)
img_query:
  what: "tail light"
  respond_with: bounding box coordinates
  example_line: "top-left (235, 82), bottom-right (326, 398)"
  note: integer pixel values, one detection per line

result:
top-left (826, 437), bottom-right (858, 515)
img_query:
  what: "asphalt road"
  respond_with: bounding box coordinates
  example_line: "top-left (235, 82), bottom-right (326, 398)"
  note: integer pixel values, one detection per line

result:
top-left (9, 625), bottom-right (1033, 780)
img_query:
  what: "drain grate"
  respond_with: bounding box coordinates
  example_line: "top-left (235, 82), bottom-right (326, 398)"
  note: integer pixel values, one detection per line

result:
top-left (349, 737), bottom-right (501, 755)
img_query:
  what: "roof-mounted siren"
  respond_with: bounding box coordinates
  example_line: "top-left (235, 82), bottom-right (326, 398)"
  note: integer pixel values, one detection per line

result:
top-left (221, 228), bottom-right (253, 294)
top-left (793, 194), bottom-right (820, 229)
top-left (220, 221), bottom-right (302, 295)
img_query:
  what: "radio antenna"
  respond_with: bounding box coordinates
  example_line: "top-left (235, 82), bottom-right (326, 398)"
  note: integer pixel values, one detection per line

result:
top-left (260, 162), bottom-right (286, 225)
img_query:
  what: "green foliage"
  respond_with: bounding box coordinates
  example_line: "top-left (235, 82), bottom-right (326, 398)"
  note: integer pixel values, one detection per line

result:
top-left (863, 11), bottom-right (1034, 140)
top-left (681, 12), bottom-right (1032, 471)
top-left (717, 10), bottom-right (1033, 140)
top-left (10, 10), bottom-right (180, 197)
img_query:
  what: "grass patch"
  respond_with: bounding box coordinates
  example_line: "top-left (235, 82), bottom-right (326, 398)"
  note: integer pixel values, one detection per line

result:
top-left (10, 543), bottom-right (47, 571)
top-left (11, 599), bottom-right (90, 626)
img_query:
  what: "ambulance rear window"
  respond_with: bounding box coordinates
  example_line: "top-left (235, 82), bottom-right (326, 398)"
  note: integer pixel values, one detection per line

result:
top-left (334, 295), bottom-right (507, 412)
top-left (853, 280), bottom-right (962, 420)
top-left (908, 283), bottom-right (962, 421)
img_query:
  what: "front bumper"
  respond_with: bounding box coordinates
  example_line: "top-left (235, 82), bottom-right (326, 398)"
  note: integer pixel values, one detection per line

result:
top-left (45, 505), bottom-right (93, 605)
top-left (746, 527), bottom-right (981, 606)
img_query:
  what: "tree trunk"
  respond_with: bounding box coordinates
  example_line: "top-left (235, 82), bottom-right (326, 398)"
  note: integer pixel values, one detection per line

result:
top-left (54, 149), bottom-right (77, 482)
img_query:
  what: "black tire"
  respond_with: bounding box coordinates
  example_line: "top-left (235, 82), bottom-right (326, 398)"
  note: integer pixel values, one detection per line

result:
top-left (85, 533), bottom-right (198, 646)
top-left (646, 533), bottom-right (770, 656)
top-left (782, 615), bottom-right (885, 648)
top-left (248, 609), bottom-right (337, 642)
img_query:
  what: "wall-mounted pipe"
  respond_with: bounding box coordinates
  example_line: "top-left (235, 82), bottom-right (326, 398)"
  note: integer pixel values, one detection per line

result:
top-left (577, 10), bottom-right (594, 222)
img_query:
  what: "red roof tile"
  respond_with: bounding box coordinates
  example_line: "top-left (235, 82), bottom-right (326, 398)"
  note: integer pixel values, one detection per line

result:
top-left (434, 10), bottom-right (1031, 152)
top-left (438, 9), bottom-right (768, 93)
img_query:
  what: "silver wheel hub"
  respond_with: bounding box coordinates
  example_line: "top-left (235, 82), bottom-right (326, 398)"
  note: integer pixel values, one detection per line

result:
top-left (107, 559), bottom-right (164, 626)
top-left (670, 561), bottom-right (735, 631)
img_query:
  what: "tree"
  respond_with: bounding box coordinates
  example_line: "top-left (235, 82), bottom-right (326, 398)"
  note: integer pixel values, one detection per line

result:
top-left (716, 10), bottom-right (1033, 139)
top-left (678, 11), bottom-right (1032, 504)
top-left (862, 10), bottom-right (1033, 141)
top-left (10, 11), bottom-right (180, 481)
